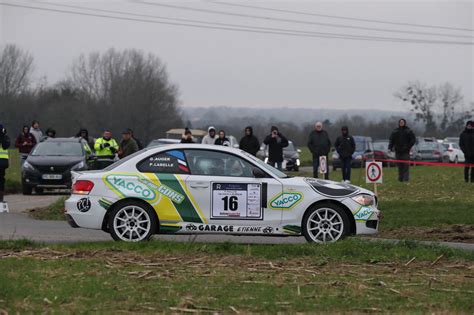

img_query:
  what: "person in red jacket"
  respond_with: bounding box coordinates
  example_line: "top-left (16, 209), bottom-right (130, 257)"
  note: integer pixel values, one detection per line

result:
top-left (15, 125), bottom-right (36, 167)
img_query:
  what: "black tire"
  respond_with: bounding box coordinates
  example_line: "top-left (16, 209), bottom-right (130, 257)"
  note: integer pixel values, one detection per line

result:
top-left (293, 166), bottom-right (299, 172)
top-left (108, 200), bottom-right (158, 242)
top-left (22, 184), bottom-right (33, 195)
top-left (302, 202), bottom-right (351, 243)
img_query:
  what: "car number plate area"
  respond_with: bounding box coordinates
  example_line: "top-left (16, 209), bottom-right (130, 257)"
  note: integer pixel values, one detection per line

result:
top-left (42, 174), bottom-right (63, 180)
top-left (211, 183), bottom-right (262, 220)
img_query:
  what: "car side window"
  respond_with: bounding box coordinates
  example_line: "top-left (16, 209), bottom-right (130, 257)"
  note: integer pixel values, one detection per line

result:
top-left (137, 150), bottom-right (189, 174)
top-left (184, 149), bottom-right (254, 177)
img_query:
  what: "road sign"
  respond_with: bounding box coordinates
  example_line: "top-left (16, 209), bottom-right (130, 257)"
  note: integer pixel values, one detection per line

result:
top-left (319, 156), bottom-right (327, 174)
top-left (366, 161), bottom-right (383, 184)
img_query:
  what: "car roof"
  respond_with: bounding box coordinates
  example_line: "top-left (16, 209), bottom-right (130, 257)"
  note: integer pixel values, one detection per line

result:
top-left (145, 143), bottom-right (244, 154)
top-left (43, 137), bottom-right (82, 143)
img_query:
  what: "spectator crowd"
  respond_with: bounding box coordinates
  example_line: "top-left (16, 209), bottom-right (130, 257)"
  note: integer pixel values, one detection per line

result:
top-left (0, 118), bottom-right (473, 204)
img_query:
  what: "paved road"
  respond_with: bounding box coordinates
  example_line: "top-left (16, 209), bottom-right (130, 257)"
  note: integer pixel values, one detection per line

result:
top-left (1, 195), bottom-right (473, 251)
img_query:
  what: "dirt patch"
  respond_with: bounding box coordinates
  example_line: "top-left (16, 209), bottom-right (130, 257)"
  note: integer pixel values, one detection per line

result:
top-left (380, 224), bottom-right (474, 243)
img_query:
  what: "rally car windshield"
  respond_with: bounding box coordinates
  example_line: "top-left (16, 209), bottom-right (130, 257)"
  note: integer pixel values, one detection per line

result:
top-left (241, 151), bottom-right (289, 178)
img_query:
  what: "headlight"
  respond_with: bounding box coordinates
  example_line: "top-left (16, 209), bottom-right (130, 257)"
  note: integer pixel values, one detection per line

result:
top-left (264, 157), bottom-right (268, 163)
top-left (351, 194), bottom-right (375, 206)
top-left (72, 161), bottom-right (86, 170)
top-left (23, 161), bottom-right (35, 171)
top-left (296, 158), bottom-right (300, 166)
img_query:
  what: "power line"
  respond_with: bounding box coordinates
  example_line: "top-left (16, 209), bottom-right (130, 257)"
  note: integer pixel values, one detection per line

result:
top-left (32, 1), bottom-right (474, 46)
top-left (135, 0), bottom-right (473, 39)
top-left (1, 2), bottom-right (472, 46)
top-left (209, 0), bottom-right (474, 33)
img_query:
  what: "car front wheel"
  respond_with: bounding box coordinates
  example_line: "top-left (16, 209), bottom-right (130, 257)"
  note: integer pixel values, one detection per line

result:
top-left (108, 201), bottom-right (157, 242)
top-left (302, 203), bottom-right (350, 243)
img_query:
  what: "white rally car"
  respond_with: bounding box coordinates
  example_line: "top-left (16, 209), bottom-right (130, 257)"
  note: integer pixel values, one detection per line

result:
top-left (65, 144), bottom-right (381, 243)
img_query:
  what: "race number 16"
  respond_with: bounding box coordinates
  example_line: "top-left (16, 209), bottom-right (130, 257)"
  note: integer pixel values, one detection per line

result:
top-left (222, 196), bottom-right (238, 211)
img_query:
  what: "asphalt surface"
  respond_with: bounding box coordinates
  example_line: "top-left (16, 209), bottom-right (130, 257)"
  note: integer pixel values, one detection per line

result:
top-left (1, 194), bottom-right (473, 251)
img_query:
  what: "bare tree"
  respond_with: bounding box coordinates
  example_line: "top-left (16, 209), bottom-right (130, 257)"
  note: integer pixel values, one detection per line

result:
top-left (395, 81), bottom-right (437, 135)
top-left (69, 48), bottom-right (182, 142)
top-left (0, 44), bottom-right (34, 98)
top-left (438, 82), bottom-right (465, 133)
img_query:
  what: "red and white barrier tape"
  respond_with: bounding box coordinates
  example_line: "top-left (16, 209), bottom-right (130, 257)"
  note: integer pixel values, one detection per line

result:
top-left (367, 158), bottom-right (474, 167)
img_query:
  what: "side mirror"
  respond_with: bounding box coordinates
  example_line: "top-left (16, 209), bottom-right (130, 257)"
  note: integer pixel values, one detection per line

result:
top-left (252, 167), bottom-right (266, 178)
top-left (297, 149), bottom-right (302, 153)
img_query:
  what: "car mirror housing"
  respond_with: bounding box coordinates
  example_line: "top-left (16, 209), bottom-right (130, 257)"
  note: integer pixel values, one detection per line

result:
top-left (252, 167), bottom-right (266, 178)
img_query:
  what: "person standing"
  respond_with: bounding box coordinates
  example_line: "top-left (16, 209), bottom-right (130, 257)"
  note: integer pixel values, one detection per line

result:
top-left (239, 126), bottom-right (260, 156)
top-left (264, 126), bottom-right (288, 170)
top-left (44, 127), bottom-right (56, 139)
top-left (214, 130), bottom-right (231, 146)
top-left (118, 130), bottom-right (139, 158)
top-left (459, 120), bottom-right (474, 183)
top-left (94, 130), bottom-right (119, 158)
top-left (76, 128), bottom-right (95, 149)
top-left (29, 120), bottom-right (43, 143)
top-left (389, 119), bottom-right (416, 182)
top-left (180, 129), bottom-right (195, 143)
top-left (127, 128), bottom-right (143, 150)
top-left (334, 126), bottom-right (355, 183)
top-left (0, 124), bottom-right (11, 204)
top-left (307, 122), bottom-right (331, 179)
top-left (202, 126), bottom-right (218, 145)
top-left (15, 125), bottom-right (36, 167)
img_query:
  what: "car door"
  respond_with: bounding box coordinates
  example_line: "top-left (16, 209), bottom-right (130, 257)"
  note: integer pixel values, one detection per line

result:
top-left (183, 149), bottom-right (283, 227)
top-left (136, 149), bottom-right (210, 230)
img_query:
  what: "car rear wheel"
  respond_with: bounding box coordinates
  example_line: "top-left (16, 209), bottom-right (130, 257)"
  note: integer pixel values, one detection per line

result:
top-left (108, 201), bottom-right (157, 242)
top-left (302, 203), bottom-right (350, 243)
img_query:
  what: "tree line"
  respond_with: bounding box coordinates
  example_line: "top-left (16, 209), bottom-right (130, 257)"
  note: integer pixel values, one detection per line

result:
top-left (0, 44), bottom-right (182, 144)
top-left (1, 44), bottom-right (472, 147)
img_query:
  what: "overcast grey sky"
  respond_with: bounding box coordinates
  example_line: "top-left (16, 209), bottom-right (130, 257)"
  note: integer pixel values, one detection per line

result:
top-left (1, 0), bottom-right (473, 110)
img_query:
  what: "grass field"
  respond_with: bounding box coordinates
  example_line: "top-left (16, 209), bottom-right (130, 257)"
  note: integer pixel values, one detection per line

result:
top-left (0, 239), bottom-right (473, 313)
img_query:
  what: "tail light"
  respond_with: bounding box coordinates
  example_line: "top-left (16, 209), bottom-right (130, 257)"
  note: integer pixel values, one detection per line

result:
top-left (72, 180), bottom-right (94, 195)
top-left (433, 150), bottom-right (441, 156)
top-left (447, 149), bottom-right (453, 152)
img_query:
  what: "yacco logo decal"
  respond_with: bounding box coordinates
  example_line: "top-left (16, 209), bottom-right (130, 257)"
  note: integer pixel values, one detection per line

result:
top-left (354, 206), bottom-right (374, 221)
top-left (270, 192), bottom-right (303, 209)
top-left (138, 178), bottom-right (185, 204)
top-left (105, 175), bottom-right (156, 200)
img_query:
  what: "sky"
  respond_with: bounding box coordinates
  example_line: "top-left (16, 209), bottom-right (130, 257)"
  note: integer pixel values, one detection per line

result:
top-left (1, 0), bottom-right (473, 111)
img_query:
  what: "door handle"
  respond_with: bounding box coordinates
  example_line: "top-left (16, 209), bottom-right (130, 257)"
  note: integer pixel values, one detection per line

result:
top-left (190, 183), bottom-right (209, 188)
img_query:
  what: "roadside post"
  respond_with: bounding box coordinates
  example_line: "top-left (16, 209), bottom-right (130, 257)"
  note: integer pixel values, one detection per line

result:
top-left (366, 161), bottom-right (383, 196)
top-left (319, 156), bottom-right (327, 176)
top-left (0, 201), bottom-right (9, 213)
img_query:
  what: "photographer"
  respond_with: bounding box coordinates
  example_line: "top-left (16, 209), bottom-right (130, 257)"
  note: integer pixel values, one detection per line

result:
top-left (263, 126), bottom-right (288, 170)
top-left (0, 124), bottom-right (11, 203)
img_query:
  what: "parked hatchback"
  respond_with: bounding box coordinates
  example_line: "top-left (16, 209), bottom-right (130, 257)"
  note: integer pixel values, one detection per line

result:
top-left (22, 138), bottom-right (89, 194)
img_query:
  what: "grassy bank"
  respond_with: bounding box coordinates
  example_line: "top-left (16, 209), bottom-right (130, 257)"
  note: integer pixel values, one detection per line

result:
top-left (5, 149), bottom-right (21, 194)
top-left (0, 239), bottom-right (473, 313)
top-left (28, 196), bottom-right (67, 220)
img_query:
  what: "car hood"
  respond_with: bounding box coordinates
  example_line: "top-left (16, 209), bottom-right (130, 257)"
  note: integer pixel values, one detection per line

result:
top-left (304, 178), bottom-right (362, 197)
top-left (27, 155), bottom-right (84, 167)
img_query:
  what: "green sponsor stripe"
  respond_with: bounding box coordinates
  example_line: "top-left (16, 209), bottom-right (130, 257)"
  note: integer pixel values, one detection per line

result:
top-left (283, 225), bottom-right (302, 234)
top-left (155, 173), bottom-right (202, 223)
top-left (159, 225), bottom-right (182, 234)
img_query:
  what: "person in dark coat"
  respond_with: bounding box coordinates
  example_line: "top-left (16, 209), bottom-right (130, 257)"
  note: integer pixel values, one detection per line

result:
top-left (263, 126), bottom-right (288, 170)
top-left (389, 118), bottom-right (416, 182)
top-left (334, 126), bottom-right (356, 183)
top-left (118, 130), bottom-right (139, 159)
top-left (0, 124), bottom-right (11, 203)
top-left (239, 126), bottom-right (260, 156)
top-left (15, 125), bottom-right (36, 167)
top-left (180, 129), bottom-right (195, 143)
top-left (76, 128), bottom-right (96, 151)
top-left (127, 128), bottom-right (143, 150)
top-left (459, 120), bottom-right (474, 183)
top-left (307, 121), bottom-right (331, 179)
top-left (214, 130), bottom-right (231, 146)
